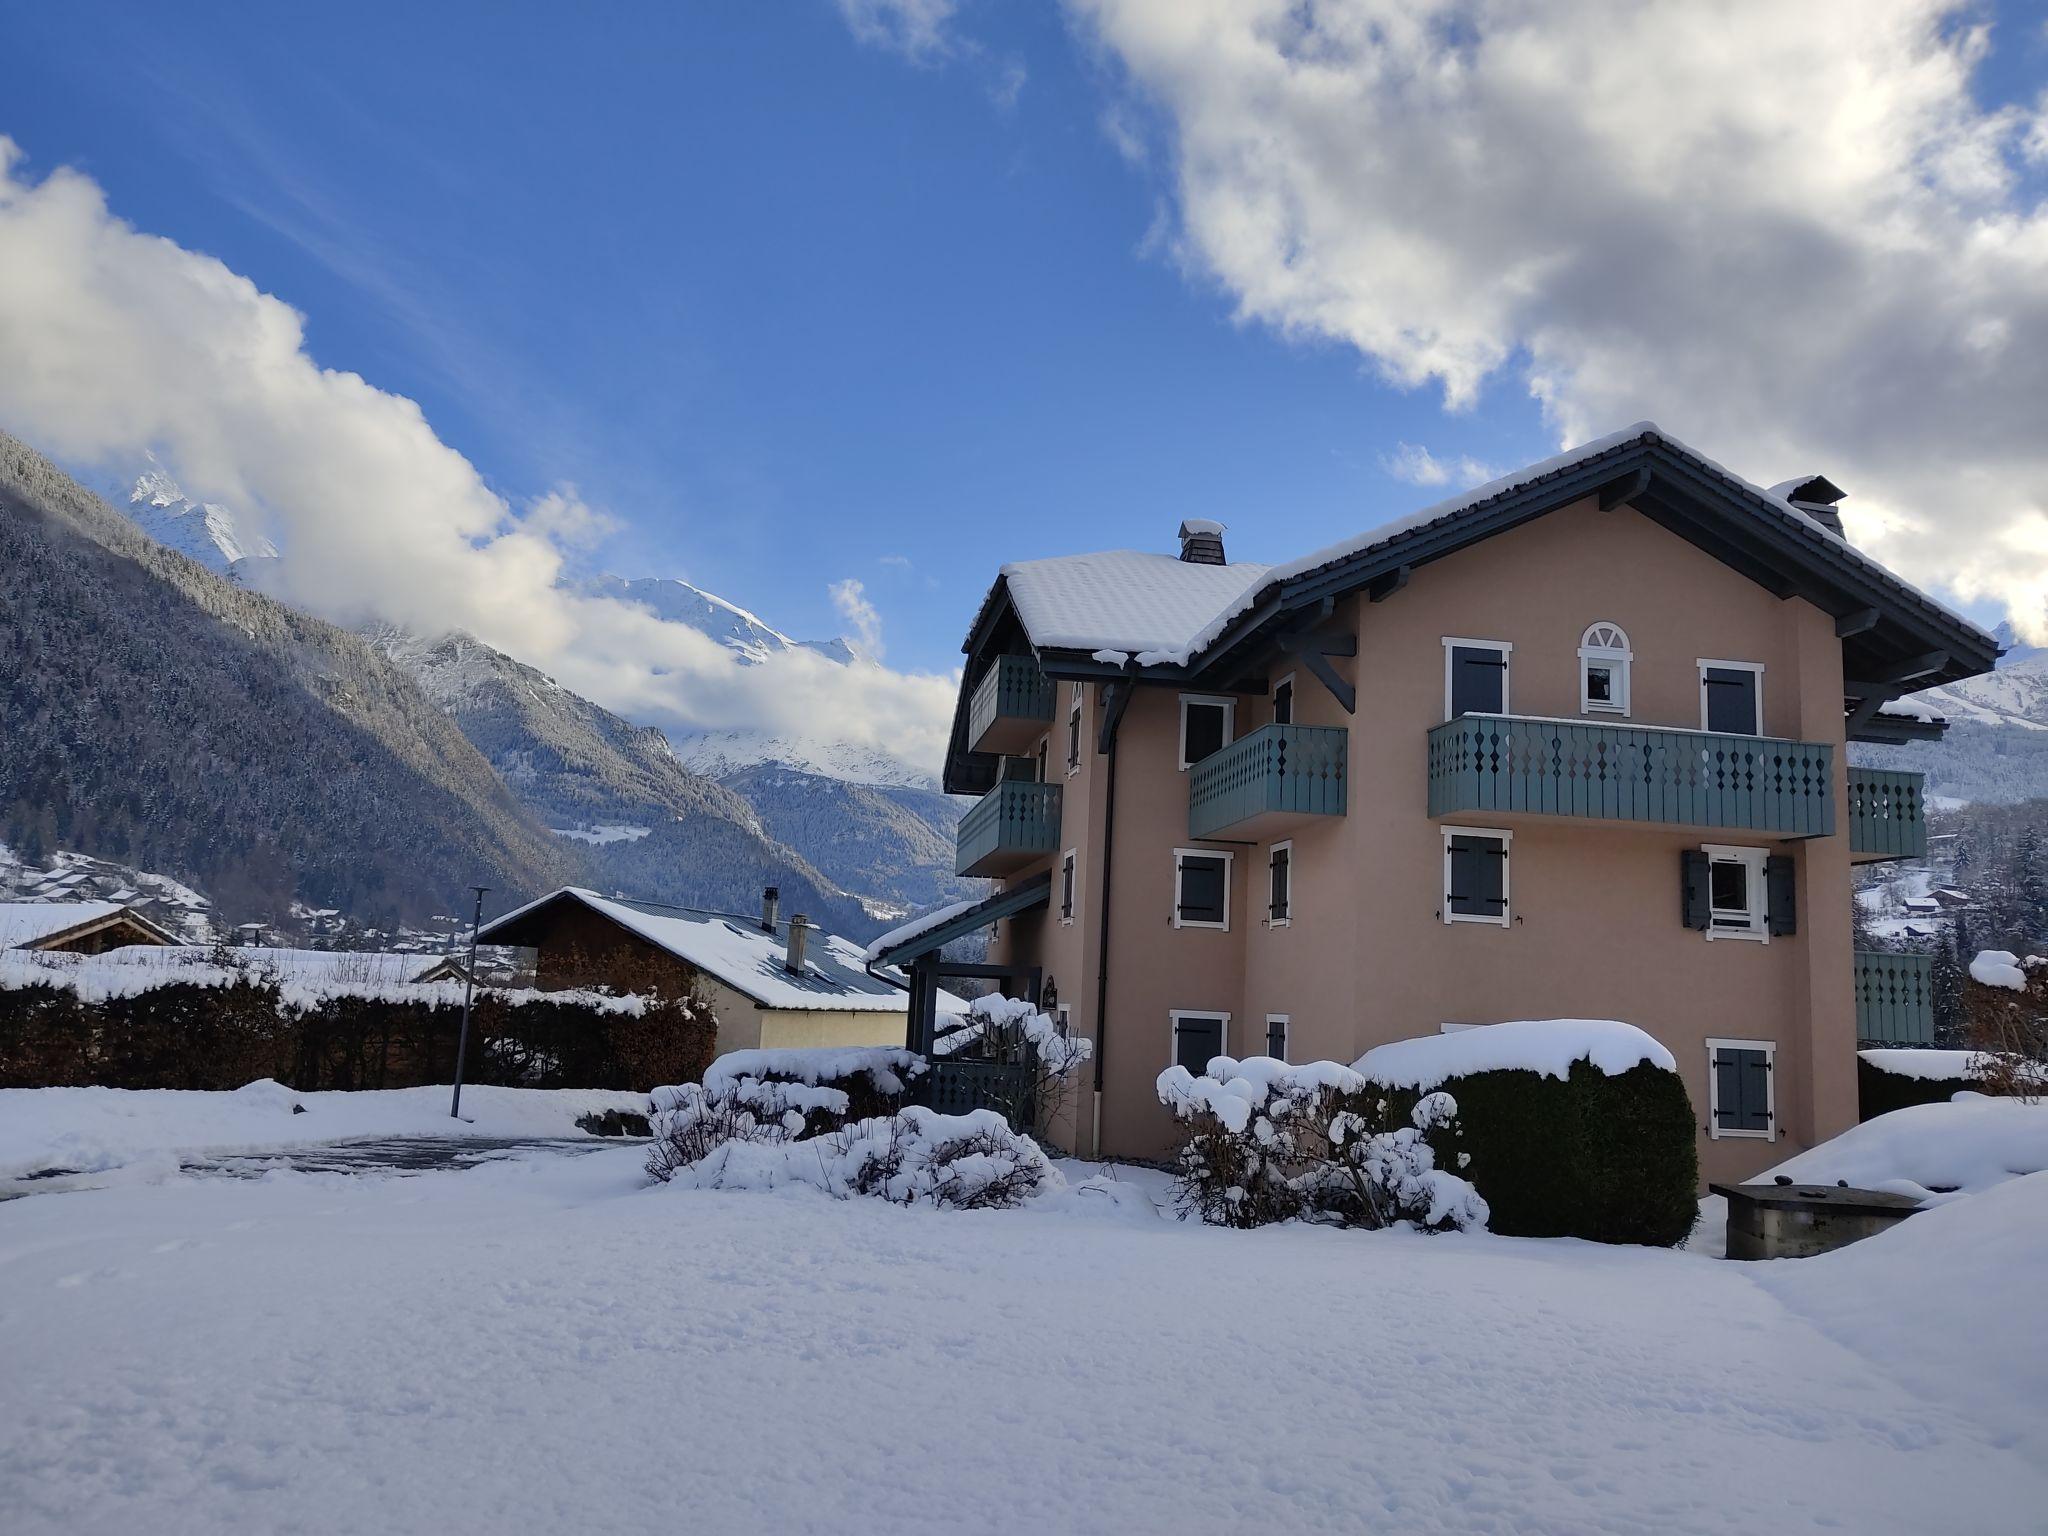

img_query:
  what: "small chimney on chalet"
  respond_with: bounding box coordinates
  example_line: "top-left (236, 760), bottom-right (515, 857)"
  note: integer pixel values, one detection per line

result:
top-left (760, 885), bottom-right (780, 934)
top-left (784, 914), bottom-right (812, 975)
top-left (1778, 474), bottom-right (1849, 540)
top-left (1177, 518), bottom-right (1227, 565)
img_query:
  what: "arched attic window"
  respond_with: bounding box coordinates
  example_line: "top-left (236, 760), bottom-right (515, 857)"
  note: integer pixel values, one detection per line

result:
top-left (1578, 622), bottom-right (1632, 716)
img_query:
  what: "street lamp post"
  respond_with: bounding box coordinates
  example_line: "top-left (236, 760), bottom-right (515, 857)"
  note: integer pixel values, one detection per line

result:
top-left (449, 885), bottom-right (490, 1120)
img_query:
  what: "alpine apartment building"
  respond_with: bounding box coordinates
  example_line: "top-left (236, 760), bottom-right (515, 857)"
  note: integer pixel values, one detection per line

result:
top-left (872, 424), bottom-right (1996, 1182)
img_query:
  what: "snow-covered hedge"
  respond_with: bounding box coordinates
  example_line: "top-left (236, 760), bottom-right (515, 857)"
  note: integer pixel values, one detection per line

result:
top-left (702, 1046), bottom-right (927, 1124)
top-left (1356, 1021), bottom-right (1696, 1246)
top-left (1155, 1056), bottom-right (1487, 1233)
top-left (648, 1048), bottom-right (931, 1177)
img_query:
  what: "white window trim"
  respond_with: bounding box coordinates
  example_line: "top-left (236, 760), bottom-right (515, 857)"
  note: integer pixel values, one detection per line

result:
top-left (1271, 671), bottom-right (1297, 726)
top-left (1578, 623), bottom-right (1633, 716)
top-left (1177, 693), bottom-right (1236, 771)
top-left (1441, 825), bottom-right (1512, 927)
top-left (1442, 637), bottom-right (1513, 722)
top-left (1705, 1036), bottom-right (1776, 1141)
top-left (1168, 1009), bottom-right (1232, 1073)
top-left (1172, 847), bottom-right (1233, 930)
top-left (1066, 684), bottom-right (1084, 776)
top-left (1697, 659), bottom-right (1765, 735)
top-left (1266, 839), bottom-right (1293, 928)
top-left (1264, 1014), bottom-right (1290, 1062)
top-left (1701, 843), bottom-right (1770, 943)
top-left (1059, 848), bottom-right (1078, 926)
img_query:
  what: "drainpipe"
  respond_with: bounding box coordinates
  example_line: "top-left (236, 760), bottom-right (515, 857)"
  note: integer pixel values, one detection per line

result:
top-left (1091, 704), bottom-right (1122, 1160)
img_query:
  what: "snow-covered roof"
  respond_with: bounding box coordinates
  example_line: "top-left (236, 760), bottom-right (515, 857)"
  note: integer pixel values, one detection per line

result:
top-left (0, 901), bottom-right (180, 951)
top-left (998, 549), bottom-right (1271, 659)
top-left (482, 888), bottom-right (968, 1014)
top-left (862, 898), bottom-right (983, 964)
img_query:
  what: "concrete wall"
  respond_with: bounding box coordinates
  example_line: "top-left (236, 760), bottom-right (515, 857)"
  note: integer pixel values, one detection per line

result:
top-left (992, 496), bottom-right (1861, 1182)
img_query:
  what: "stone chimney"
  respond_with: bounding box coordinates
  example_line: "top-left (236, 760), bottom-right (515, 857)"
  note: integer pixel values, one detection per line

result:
top-left (1779, 474), bottom-right (1848, 540)
top-left (1177, 518), bottom-right (1227, 565)
top-left (760, 885), bottom-right (780, 934)
top-left (784, 914), bottom-right (811, 975)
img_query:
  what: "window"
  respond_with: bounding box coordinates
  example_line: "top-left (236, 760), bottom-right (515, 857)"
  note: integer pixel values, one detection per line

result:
top-left (1443, 638), bottom-right (1511, 720)
top-left (1578, 622), bottom-right (1632, 715)
top-left (1272, 673), bottom-right (1295, 726)
top-left (1707, 1038), bottom-right (1775, 1139)
top-left (1267, 841), bottom-right (1292, 926)
top-left (1265, 1015), bottom-right (1289, 1061)
top-left (1170, 1011), bottom-right (1228, 1074)
top-left (1059, 850), bottom-right (1077, 923)
top-left (1066, 685), bottom-right (1083, 774)
top-left (1699, 660), bottom-right (1763, 735)
top-left (1178, 694), bottom-right (1235, 769)
top-left (1700, 844), bottom-right (1769, 941)
top-left (1442, 827), bottom-right (1511, 926)
top-left (1173, 849), bottom-right (1232, 929)
top-left (1035, 737), bottom-right (1049, 785)
top-left (1055, 1004), bottom-right (1072, 1038)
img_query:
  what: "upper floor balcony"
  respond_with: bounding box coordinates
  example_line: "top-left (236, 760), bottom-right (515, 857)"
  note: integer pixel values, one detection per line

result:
top-left (1187, 723), bottom-right (1348, 841)
top-left (967, 655), bottom-right (1056, 757)
top-left (1426, 714), bottom-right (1837, 838)
top-left (1846, 767), bottom-right (1928, 863)
top-left (1854, 949), bottom-right (1935, 1046)
top-left (955, 779), bottom-right (1063, 878)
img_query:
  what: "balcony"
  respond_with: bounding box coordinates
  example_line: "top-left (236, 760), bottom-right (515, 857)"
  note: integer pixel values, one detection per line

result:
top-left (1847, 768), bottom-right (1927, 863)
top-left (1855, 949), bottom-right (1935, 1046)
top-left (967, 655), bottom-right (1056, 757)
top-left (955, 780), bottom-right (1063, 877)
top-left (1427, 714), bottom-right (1835, 837)
top-left (1187, 724), bottom-right (1348, 841)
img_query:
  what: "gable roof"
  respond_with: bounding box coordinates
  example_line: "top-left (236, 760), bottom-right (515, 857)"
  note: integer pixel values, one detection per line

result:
top-left (996, 549), bottom-right (1272, 661)
top-left (0, 901), bottom-right (184, 952)
top-left (478, 887), bottom-right (967, 1014)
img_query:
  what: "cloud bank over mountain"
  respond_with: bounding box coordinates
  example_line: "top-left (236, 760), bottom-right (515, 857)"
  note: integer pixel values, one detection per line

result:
top-left (1066, 0), bottom-right (2048, 635)
top-left (0, 137), bottom-right (956, 771)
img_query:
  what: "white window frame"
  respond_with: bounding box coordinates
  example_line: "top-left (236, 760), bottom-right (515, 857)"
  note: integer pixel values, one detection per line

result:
top-left (1442, 825), bottom-right (1512, 928)
top-left (1697, 659), bottom-right (1765, 735)
top-left (1578, 622), bottom-right (1632, 716)
top-left (1271, 671), bottom-right (1297, 727)
top-left (1054, 1003), bottom-right (1072, 1038)
top-left (1168, 1009), bottom-right (1231, 1073)
top-left (1705, 1036), bottom-right (1776, 1141)
top-left (1266, 839), bottom-right (1293, 928)
top-left (1059, 848), bottom-right (1078, 925)
top-left (1177, 693), bottom-right (1236, 771)
top-left (1172, 847), bottom-right (1233, 931)
top-left (1066, 683), bottom-right (1084, 775)
top-left (1442, 637), bottom-right (1513, 722)
top-left (1264, 1014), bottom-right (1290, 1062)
top-left (1701, 843), bottom-right (1769, 943)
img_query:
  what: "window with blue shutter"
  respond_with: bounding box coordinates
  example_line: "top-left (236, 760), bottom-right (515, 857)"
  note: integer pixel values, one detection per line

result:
top-left (1448, 644), bottom-right (1509, 717)
top-left (1710, 1042), bottom-right (1774, 1136)
top-left (1173, 1014), bottom-right (1225, 1075)
top-left (1265, 1017), bottom-right (1288, 1061)
top-left (1175, 853), bottom-right (1229, 927)
top-left (1701, 664), bottom-right (1761, 735)
top-left (1444, 831), bottom-right (1509, 924)
top-left (1060, 852), bottom-right (1076, 921)
top-left (1268, 843), bottom-right (1291, 923)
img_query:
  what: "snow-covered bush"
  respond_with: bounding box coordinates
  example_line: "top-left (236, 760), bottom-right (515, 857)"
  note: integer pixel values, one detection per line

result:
top-left (653, 1105), bottom-right (1054, 1210)
top-left (1963, 951), bottom-right (2048, 1104)
top-left (1156, 1056), bottom-right (1486, 1233)
top-left (933, 994), bottom-right (1092, 1138)
top-left (1357, 1022), bottom-right (1696, 1246)
top-left (644, 1076), bottom-right (838, 1181)
top-left (704, 1046), bottom-right (926, 1123)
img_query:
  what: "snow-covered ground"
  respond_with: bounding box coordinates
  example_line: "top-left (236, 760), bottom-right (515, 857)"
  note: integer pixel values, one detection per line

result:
top-left (0, 1082), bottom-right (648, 1188)
top-left (2, 1110), bottom-right (2045, 1532)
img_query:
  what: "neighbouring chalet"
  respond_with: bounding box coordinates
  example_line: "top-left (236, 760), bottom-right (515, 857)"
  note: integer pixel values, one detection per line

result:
top-left (479, 886), bottom-right (966, 1055)
top-left (0, 901), bottom-right (183, 955)
top-left (872, 422), bottom-right (1998, 1182)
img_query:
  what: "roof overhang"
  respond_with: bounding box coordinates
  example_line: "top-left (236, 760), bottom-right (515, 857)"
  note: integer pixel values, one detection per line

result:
top-left (867, 873), bottom-right (1051, 970)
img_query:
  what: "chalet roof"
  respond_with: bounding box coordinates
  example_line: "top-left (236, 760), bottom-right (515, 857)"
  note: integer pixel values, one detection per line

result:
top-left (478, 888), bottom-right (968, 1015)
top-left (996, 549), bottom-right (1271, 661)
top-left (0, 901), bottom-right (183, 951)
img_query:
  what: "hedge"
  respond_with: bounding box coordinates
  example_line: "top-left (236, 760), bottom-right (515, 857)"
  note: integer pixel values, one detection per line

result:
top-left (1372, 1058), bottom-right (1698, 1246)
top-left (1856, 1054), bottom-right (1982, 1122)
top-left (0, 979), bottom-right (714, 1092)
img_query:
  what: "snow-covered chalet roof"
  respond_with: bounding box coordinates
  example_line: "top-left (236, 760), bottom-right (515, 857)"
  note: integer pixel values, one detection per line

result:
top-left (0, 901), bottom-right (182, 951)
top-left (998, 548), bottom-right (1271, 661)
top-left (480, 888), bottom-right (968, 1014)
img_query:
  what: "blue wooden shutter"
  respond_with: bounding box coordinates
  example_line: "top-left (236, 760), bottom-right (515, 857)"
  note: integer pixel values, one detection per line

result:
top-left (1766, 855), bottom-right (1796, 936)
top-left (1681, 850), bottom-right (1711, 930)
top-left (1713, 1045), bottom-right (1771, 1132)
top-left (1174, 1016), bottom-right (1224, 1074)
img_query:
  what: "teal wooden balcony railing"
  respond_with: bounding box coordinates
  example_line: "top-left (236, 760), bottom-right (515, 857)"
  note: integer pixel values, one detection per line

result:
top-left (1426, 715), bottom-right (1835, 836)
top-left (955, 780), bottom-right (1063, 877)
top-left (967, 655), bottom-right (1056, 756)
top-left (1855, 950), bottom-right (1936, 1046)
top-left (1847, 768), bottom-right (1927, 861)
top-left (1187, 724), bottom-right (1347, 841)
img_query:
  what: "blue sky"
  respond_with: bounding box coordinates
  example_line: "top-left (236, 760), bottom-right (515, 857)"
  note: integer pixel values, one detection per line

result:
top-left (3, 1), bottom-right (1548, 674)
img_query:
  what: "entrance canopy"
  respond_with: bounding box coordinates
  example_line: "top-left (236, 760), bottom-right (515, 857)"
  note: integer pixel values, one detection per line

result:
top-left (866, 872), bottom-right (1050, 971)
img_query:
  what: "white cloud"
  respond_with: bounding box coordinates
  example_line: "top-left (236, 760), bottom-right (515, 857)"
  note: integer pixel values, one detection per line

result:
top-left (835, 0), bottom-right (959, 61)
top-left (0, 139), bottom-right (956, 770)
top-left (1069, 0), bottom-right (2048, 638)
top-left (1381, 442), bottom-right (1496, 489)
top-left (829, 577), bottom-right (887, 659)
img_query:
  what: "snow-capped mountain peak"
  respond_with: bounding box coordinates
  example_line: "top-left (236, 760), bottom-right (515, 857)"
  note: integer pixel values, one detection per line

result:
top-left (123, 463), bottom-right (276, 575)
